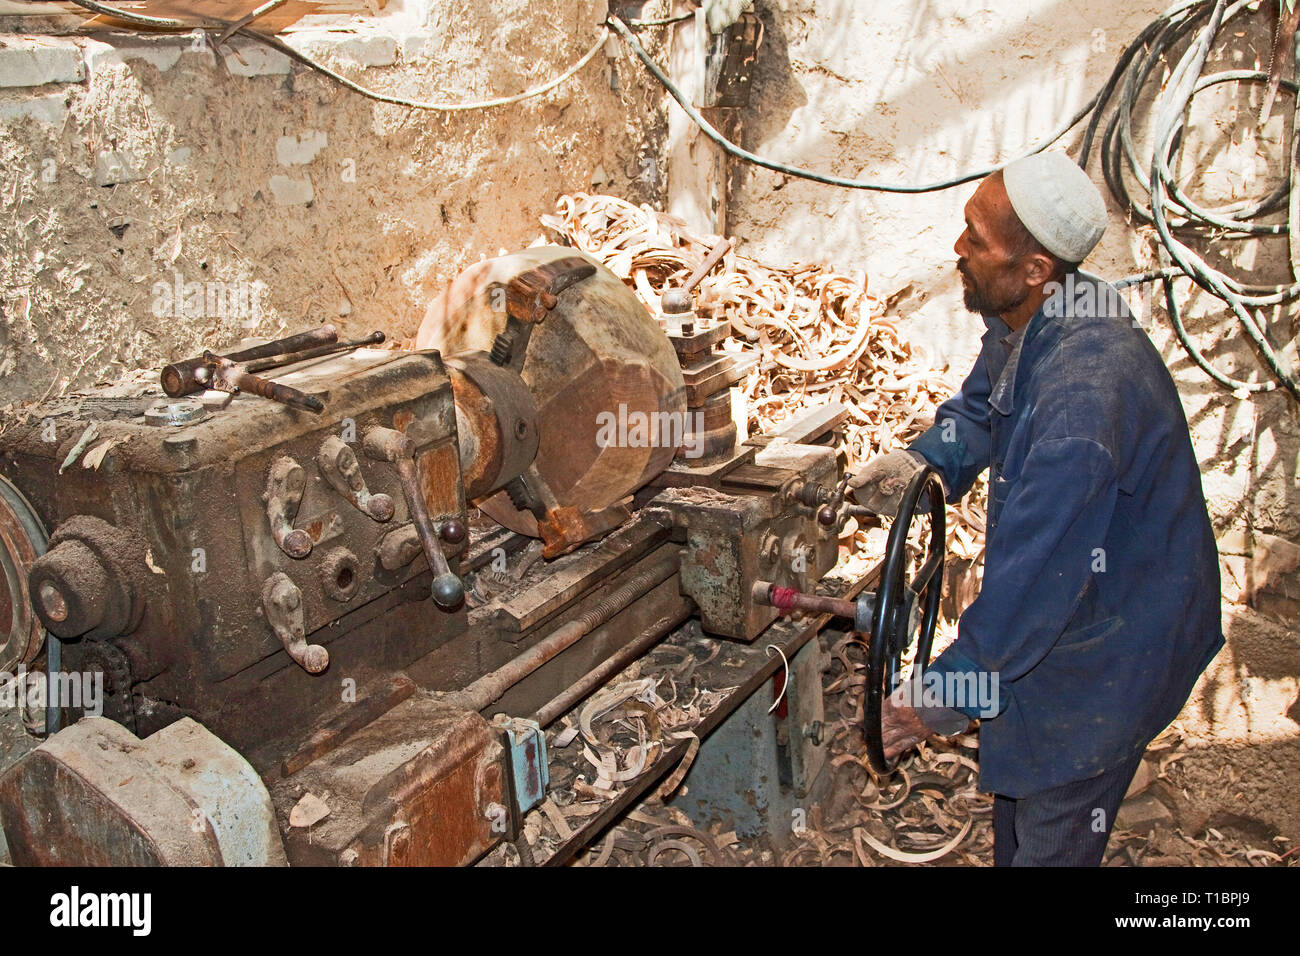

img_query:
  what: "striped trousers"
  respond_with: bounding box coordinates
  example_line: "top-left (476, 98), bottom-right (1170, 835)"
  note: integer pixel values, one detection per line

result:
top-left (992, 749), bottom-right (1145, 867)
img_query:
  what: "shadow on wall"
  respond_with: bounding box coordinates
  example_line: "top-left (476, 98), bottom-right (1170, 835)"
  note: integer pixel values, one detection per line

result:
top-left (1164, 736), bottom-right (1300, 848)
top-left (1115, 12), bottom-right (1300, 846)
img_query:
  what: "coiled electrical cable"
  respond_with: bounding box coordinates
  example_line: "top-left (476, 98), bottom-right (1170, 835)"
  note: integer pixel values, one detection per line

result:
top-left (1079, 0), bottom-right (1299, 397)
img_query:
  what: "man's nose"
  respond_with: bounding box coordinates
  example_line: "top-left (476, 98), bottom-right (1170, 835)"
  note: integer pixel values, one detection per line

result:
top-left (953, 231), bottom-right (967, 260)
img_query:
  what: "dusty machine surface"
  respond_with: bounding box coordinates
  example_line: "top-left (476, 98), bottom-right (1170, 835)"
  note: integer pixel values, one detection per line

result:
top-left (0, 246), bottom-right (939, 867)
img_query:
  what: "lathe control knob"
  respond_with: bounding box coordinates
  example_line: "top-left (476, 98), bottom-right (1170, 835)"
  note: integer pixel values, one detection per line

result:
top-left (29, 540), bottom-right (110, 638)
top-left (440, 519), bottom-right (467, 545)
top-left (431, 573), bottom-right (464, 608)
top-left (27, 516), bottom-right (141, 641)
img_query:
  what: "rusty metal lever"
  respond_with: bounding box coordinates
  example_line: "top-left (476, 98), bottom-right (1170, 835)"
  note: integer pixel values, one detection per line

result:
top-left (317, 436), bottom-right (394, 522)
top-left (362, 427), bottom-right (464, 610)
top-left (661, 238), bottom-right (732, 314)
top-left (262, 572), bottom-right (329, 674)
top-left (243, 331), bottom-right (386, 375)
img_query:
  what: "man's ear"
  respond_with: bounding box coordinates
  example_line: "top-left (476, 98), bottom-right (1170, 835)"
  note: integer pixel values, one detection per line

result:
top-left (1022, 251), bottom-right (1057, 288)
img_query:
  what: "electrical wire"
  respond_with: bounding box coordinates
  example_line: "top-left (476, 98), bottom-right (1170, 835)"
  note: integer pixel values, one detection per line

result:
top-left (614, 5), bottom-right (1298, 396)
top-left (608, 13), bottom-right (1099, 193)
top-left (626, 11), bottom-right (697, 28)
top-left (62, 0), bottom-right (610, 112)
top-left (61, 0), bottom-right (1299, 394)
top-left (1080, 0), bottom-right (1300, 398)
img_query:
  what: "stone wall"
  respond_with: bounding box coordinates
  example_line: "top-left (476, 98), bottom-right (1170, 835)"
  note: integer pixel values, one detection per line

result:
top-left (0, 0), bottom-right (667, 405)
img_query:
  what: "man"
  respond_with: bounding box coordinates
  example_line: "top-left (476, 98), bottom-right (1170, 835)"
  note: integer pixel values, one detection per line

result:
top-left (850, 151), bottom-right (1223, 866)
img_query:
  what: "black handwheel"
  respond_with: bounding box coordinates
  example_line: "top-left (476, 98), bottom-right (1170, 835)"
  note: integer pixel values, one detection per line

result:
top-left (864, 466), bottom-right (946, 774)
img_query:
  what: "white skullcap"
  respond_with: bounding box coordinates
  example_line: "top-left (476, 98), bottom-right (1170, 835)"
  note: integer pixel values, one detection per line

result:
top-left (1001, 152), bottom-right (1108, 263)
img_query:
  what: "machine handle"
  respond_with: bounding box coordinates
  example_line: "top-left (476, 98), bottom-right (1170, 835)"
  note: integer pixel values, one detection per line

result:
top-left (661, 238), bottom-right (733, 315)
top-left (243, 331), bottom-right (386, 375)
top-left (362, 428), bottom-right (465, 610)
top-left (863, 467), bottom-right (946, 774)
top-left (204, 352), bottom-right (326, 414)
top-left (754, 466), bottom-right (947, 776)
top-left (681, 238), bottom-right (732, 297)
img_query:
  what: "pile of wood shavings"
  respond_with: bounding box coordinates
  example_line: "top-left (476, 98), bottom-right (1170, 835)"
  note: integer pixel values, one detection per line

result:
top-left (538, 192), bottom-right (988, 569)
top-left (559, 631), bottom-right (1295, 867)
top-left (563, 629), bottom-right (992, 867)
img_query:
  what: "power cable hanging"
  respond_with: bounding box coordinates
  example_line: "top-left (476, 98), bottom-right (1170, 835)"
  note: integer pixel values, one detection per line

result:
top-left (607, 14), bottom-right (1097, 193)
top-left (60, 0), bottom-right (1300, 395)
top-left (62, 0), bottom-right (611, 112)
top-left (612, 5), bottom-right (1299, 397)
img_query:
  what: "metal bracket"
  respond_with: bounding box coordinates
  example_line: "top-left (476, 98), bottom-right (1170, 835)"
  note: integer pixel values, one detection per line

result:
top-left (494, 714), bottom-right (549, 822)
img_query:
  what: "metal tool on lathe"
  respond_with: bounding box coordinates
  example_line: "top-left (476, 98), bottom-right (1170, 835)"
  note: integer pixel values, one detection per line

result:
top-left (160, 327), bottom-right (387, 414)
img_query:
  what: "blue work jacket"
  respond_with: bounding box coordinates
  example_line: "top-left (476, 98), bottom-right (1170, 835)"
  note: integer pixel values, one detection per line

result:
top-left (910, 271), bottom-right (1223, 797)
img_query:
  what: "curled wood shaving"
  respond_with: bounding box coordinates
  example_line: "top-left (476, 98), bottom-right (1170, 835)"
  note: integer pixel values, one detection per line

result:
top-left (647, 839), bottom-right (703, 867)
top-left (854, 816), bottom-right (972, 864)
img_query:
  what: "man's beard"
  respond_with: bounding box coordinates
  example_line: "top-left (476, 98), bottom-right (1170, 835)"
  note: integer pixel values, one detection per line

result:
top-left (959, 266), bottom-right (1023, 317)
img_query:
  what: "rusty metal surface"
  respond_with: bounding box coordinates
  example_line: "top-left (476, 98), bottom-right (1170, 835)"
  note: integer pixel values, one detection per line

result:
top-left (279, 675), bottom-right (415, 778)
top-left (0, 238), bottom-right (868, 868)
top-left (161, 325), bottom-right (338, 398)
top-left (273, 696), bottom-right (507, 867)
top-left (29, 514), bottom-right (147, 641)
top-left (0, 717), bottom-right (243, 866)
top-left (475, 516), bottom-right (670, 637)
top-left (0, 475), bottom-right (46, 671)
top-left (452, 555), bottom-right (680, 714)
top-left (364, 427), bottom-right (465, 609)
top-left (666, 321), bottom-right (730, 360)
top-left (680, 352), bottom-right (755, 406)
top-left (447, 354), bottom-right (539, 501)
top-left (316, 436), bottom-right (395, 522)
top-left (0, 348), bottom-right (467, 759)
top-left (261, 572), bottom-right (328, 674)
top-left (682, 390), bottom-right (737, 464)
top-left (204, 351), bottom-right (326, 414)
top-left (644, 438), bottom-right (840, 641)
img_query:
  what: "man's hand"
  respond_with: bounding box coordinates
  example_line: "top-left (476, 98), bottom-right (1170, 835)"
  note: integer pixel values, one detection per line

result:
top-left (848, 450), bottom-right (930, 518)
top-left (880, 685), bottom-right (932, 760)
